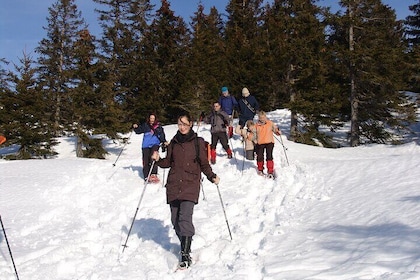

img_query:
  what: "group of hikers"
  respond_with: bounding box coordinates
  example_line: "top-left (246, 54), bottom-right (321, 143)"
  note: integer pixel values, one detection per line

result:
top-left (131, 86), bottom-right (281, 269)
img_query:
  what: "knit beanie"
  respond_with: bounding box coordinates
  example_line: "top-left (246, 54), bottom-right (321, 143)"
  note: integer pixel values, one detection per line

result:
top-left (242, 87), bottom-right (250, 97)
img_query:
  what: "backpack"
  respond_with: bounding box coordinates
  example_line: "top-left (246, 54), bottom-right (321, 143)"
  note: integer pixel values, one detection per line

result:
top-left (194, 135), bottom-right (210, 164)
top-left (168, 134), bottom-right (210, 164)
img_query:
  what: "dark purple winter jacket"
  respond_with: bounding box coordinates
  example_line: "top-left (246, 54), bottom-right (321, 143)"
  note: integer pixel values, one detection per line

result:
top-left (155, 130), bottom-right (216, 204)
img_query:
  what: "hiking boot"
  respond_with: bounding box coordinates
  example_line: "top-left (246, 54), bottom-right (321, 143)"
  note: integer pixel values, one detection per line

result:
top-left (266, 160), bottom-right (274, 175)
top-left (179, 252), bottom-right (192, 269)
top-left (228, 126), bottom-right (233, 138)
top-left (179, 236), bottom-right (192, 269)
top-left (210, 148), bottom-right (216, 164)
top-left (257, 161), bottom-right (264, 172)
top-left (227, 148), bottom-right (232, 159)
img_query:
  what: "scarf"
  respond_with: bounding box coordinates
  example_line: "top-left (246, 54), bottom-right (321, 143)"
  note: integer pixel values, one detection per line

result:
top-left (175, 129), bottom-right (195, 143)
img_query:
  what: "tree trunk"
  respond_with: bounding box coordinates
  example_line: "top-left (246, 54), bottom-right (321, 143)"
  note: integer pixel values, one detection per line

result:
top-left (349, 2), bottom-right (359, 147)
top-left (76, 136), bottom-right (84, 157)
top-left (288, 63), bottom-right (298, 141)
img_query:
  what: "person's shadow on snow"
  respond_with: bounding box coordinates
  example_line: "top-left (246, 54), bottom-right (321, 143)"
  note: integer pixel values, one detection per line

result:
top-left (121, 218), bottom-right (179, 254)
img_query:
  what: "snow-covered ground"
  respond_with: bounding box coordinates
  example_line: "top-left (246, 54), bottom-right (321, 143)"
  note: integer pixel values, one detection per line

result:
top-left (1, 109), bottom-right (419, 280)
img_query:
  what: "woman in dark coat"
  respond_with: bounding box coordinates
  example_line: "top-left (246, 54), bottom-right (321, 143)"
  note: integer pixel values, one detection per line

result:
top-left (152, 112), bottom-right (220, 269)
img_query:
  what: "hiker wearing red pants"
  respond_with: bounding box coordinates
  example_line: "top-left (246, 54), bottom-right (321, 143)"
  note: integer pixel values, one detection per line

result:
top-left (249, 111), bottom-right (281, 178)
top-left (203, 101), bottom-right (233, 164)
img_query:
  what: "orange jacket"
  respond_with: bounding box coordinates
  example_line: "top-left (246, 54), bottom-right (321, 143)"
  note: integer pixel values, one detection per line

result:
top-left (250, 120), bottom-right (280, 145)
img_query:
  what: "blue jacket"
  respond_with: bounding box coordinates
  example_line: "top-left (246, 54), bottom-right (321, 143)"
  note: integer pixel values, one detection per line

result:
top-left (134, 122), bottom-right (166, 149)
top-left (218, 95), bottom-right (238, 115)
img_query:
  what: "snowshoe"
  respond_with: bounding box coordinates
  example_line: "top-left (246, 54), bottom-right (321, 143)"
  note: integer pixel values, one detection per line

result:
top-left (147, 174), bottom-right (160, 184)
top-left (178, 252), bottom-right (192, 270)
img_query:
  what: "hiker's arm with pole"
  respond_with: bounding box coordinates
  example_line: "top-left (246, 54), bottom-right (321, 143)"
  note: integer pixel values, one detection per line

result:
top-left (112, 130), bottom-right (133, 167)
top-left (272, 125), bottom-right (290, 166)
top-left (195, 138), bottom-right (220, 185)
top-left (132, 122), bottom-right (146, 134)
top-left (273, 122), bottom-right (281, 137)
top-left (151, 143), bottom-right (171, 168)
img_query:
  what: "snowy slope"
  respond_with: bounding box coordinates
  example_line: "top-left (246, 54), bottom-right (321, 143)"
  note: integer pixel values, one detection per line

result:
top-left (1, 109), bottom-right (419, 280)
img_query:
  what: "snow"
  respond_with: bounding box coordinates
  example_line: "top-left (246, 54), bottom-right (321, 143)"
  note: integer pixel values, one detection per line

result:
top-left (1, 109), bottom-right (419, 280)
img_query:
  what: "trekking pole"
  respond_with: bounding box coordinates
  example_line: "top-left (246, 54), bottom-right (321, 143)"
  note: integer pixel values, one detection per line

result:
top-left (200, 178), bottom-right (206, 201)
top-left (113, 131), bottom-right (133, 167)
top-left (160, 143), bottom-right (167, 188)
top-left (215, 184), bottom-right (233, 240)
top-left (161, 168), bottom-right (166, 188)
top-left (274, 135), bottom-right (290, 166)
top-left (228, 137), bottom-right (238, 164)
top-left (196, 113), bottom-right (204, 134)
top-left (0, 215), bottom-right (20, 280)
top-left (121, 161), bottom-right (156, 253)
top-left (241, 140), bottom-right (245, 176)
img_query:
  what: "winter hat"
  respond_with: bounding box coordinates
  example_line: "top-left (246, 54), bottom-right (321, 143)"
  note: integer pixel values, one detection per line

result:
top-left (242, 87), bottom-right (250, 97)
top-left (221, 86), bottom-right (228, 93)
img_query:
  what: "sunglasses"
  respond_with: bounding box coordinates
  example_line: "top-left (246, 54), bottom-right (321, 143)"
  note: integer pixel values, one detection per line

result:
top-left (177, 121), bottom-right (190, 127)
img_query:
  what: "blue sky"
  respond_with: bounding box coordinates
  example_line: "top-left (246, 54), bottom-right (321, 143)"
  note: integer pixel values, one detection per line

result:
top-left (0, 0), bottom-right (416, 70)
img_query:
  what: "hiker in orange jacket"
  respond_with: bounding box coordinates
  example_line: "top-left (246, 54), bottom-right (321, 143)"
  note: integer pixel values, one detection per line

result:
top-left (249, 111), bottom-right (281, 178)
top-left (0, 135), bottom-right (6, 145)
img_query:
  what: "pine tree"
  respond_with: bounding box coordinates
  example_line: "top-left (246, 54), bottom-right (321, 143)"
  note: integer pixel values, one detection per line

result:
top-left (405, 0), bottom-right (420, 92)
top-left (0, 59), bottom-right (14, 148)
top-left (5, 53), bottom-right (57, 159)
top-left (334, 0), bottom-right (416, 145)
top-left (94, 0), bottom-right (154, 126)
top-left (224, 0), bottom-right (266, 105)
top-left (183, 5), bottom-right (227, 117)
top-left (263, 0), bottom-right (339, 145)
top-left (141, 0), bottom-right (190, 121)
top-left (70, 29), bottom-right (109, 158)
top-left (93, 0), bottom-right (133, 132)
top-left (36, 0), bottom-right (87, 136)
top-left (119, 0), bottom-right (157, 122)
top-left (260, 1), bottom-right (289, 110)
top-left (406, 0), bottom-right (420, 47)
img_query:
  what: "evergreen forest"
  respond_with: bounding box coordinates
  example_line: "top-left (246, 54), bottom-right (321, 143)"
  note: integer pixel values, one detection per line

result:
top-left (0, 0), bottom-right (419, 159)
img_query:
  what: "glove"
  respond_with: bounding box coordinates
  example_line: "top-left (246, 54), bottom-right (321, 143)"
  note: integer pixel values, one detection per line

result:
top-left (151, 151), bottom-right (160, 161)
top-left (161, 141), bottom-right (169, 152)
top-left (212, 175), bottom-right (220, 185)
